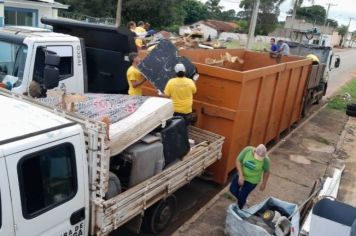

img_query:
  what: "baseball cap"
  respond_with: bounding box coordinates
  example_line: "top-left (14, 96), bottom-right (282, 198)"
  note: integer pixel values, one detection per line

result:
top-left (174, 63), bottom-right (186, 73)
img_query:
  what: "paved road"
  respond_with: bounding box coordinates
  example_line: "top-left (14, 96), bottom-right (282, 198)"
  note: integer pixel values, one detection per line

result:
top-left (326, 48), bottom-right (356, 97)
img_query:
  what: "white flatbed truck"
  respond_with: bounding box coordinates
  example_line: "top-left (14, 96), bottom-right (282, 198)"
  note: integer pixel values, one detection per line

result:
top-left (0, 89), bottom-right (224, 236)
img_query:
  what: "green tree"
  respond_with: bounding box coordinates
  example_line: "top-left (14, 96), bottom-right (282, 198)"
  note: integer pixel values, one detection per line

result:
top-left (57, 0), bottom-right (117, 17)
top-left (294, 5), bottom-right (326, 25)
top-left (238, 0), bottom-right (281, 35)
top-left (205, 0), bottom-right (223, 19)
top-left (218, 9), bottom-right (236, 21)
top-left (121, 0), bottom-right (185, 28)
top-left (182, 0), bottom-right (208, 24)
top-left (235, 19), bottom-right (249, 33)
top-left (57, 0), bottom-right (186, 29)
top-left (326, 19), bottom-right (338, 28)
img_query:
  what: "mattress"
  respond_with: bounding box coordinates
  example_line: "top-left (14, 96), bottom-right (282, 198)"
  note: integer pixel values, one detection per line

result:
top-left (109, 97), bottom-right (173, 156)
top-left (37, 93), bottom-right (173, 156)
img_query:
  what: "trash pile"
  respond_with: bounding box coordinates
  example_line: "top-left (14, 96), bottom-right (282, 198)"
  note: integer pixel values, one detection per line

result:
top-left (225, 197), bottom-right (299, 236)
top-left (146, 29), bottom-right (226, 51)
top-left (205, 52), bottom-right (245, 67)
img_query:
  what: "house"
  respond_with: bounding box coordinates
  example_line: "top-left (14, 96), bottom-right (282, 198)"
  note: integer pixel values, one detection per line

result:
top-left (0, 0), bottom-right (68, 28)
top-left (179, 19), bottom-right (238, 40)
top-left (0, 0), bottom-right (4, 26)
top-left (271, 16), bottom-right (341, 47)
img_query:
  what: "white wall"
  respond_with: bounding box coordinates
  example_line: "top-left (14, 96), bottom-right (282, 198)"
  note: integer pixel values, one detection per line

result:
top-left (191, 23), bottom-right (218, 39)
top-left (0, 1), bottom-right (4, 27)
top-left (284, 16), bottom-right (335, 35)
top-left (179, 26), bottom-right (191, 36)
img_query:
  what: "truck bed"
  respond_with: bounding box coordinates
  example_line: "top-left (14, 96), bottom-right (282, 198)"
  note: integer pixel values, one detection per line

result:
top-left (93, 126), bottom-right (224, 235)
top-left (0, 90), bottom-right (224, 235)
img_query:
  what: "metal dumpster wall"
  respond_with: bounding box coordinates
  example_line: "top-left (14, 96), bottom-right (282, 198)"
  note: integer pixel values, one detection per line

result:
top-left (142, 49), bottom-right (311, 184)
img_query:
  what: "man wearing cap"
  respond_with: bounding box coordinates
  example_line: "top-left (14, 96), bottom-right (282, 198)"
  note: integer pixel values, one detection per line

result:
top-left (163, 63), bottom-right (197, 125)
top-left (229, 144), bottom-right (270, 209)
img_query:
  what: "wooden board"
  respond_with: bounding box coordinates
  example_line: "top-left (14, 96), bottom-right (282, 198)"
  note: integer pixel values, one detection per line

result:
top-left (138, 40), bottom-right (197, 92)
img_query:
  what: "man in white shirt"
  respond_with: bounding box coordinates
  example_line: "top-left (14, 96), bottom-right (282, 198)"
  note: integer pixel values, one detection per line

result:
top-left (277, 40), bottom-right (290, 56)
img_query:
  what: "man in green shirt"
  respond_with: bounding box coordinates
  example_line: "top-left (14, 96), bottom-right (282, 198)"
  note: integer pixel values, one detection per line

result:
top-left (229, 144), bottom-right (270, 209)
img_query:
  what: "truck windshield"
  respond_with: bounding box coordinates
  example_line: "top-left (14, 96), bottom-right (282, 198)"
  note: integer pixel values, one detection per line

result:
top-left (0, 41), bottom-right (27, 88)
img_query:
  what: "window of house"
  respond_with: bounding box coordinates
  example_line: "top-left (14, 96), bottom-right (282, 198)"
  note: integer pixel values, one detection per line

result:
top-left (18, 143), bottom-right (77, 219)
top-left (4, 7), bottom-right (38, 27)
top-left (33, 46), bottom-right (74, 84)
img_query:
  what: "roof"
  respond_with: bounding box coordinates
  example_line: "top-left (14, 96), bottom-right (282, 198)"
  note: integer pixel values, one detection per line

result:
top-left (0, 26), bottom-right (79, 42)
top-left (0, 94), bottom-right (72, 143)
top-left (6, 0), bottom-right (69, 9)
top-left (198, 20), bottom-right (238, 32)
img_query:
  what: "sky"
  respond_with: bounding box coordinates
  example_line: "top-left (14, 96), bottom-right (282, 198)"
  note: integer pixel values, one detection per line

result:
top-left (199, 0), bottom-right (356, 31)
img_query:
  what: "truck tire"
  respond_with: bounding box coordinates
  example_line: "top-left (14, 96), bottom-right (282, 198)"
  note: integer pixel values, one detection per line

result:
top-left (302, 91), bottom-right (313, 117)
top-left (105, 172), bottom-right (121, 199)
top-left (143, 195), bottom-right (177, 234)
top-left (346, 103), bottom-right (356, 111)
top-left (346, 109), bottom-right (356, 117)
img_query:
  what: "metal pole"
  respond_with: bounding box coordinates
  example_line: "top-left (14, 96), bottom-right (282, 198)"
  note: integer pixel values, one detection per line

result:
top-left (343, 18), bottom-right (353, 47)
top-left (323, 3), bottom-right (337, 34)
top-left (290, 0), bottom-right (298, 30)
top-left (115, 0), bottom-right (122, 27)
top-left (246, 0), bottom-right (260, 49)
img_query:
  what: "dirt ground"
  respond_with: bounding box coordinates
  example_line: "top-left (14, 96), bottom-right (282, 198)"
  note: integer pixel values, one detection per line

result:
top-left (172, 107), bottom-right (350, 236)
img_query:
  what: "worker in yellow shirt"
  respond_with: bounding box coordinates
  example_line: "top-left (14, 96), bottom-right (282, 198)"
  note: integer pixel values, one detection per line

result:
top-left (163, 63), bottom-right (197, 125)
top-left (134, 21), bottom-right (147, 49)
top-left (127, 52), bottom-right (146, 96)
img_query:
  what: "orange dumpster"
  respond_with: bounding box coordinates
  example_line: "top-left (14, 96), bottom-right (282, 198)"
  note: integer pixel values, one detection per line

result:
top-left (142, 49), bottom-right (311, 184)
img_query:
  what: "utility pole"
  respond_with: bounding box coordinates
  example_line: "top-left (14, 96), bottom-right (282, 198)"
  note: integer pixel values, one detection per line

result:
top-left (115, 0), bottom-right (122, 27)
top-left (343, 17), bottom-right (355, 47)
top-left (290, 0), bottom-right (298, 31)
top-left (323, 3), bottom-right (337, 34)
top-left (246, 0), bottom-right (260, 49)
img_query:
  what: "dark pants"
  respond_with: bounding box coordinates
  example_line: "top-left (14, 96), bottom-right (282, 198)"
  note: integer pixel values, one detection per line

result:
top-left (173, 112), bottom-right (194, 126)
top-left (229, 174), bottom-right (257, 209)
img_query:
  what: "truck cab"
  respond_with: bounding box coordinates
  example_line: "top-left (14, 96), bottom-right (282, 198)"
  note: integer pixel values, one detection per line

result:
top-left (0, 18), bottom-right (136, 95)
top-left (0, 27), bottom-right (85, 94)
top-left (0, 94), bottom-right (89, 236)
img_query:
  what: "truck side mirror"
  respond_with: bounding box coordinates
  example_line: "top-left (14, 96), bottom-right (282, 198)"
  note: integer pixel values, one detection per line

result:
top-left (334, 57), bottom-right (340, 68)
top-left (43, 52), bottom-right (60, 89)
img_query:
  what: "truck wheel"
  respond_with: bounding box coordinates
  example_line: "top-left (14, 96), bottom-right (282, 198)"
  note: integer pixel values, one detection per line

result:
top-left (346, 109), bottom-right (356, 117)
top-left (144, 195), bottom-right (177, 234)
top-left (346, 103), bottom-right (356, 111)
top-left (302, 91), bottom-right (313, 117)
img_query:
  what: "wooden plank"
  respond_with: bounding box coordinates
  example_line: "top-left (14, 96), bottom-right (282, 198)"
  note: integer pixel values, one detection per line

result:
top-left (263, 72), bottom-right (281, 143)
top-left (248, 75), bottom-right (265, 144)
top-left (94, 127), bottom-right (224, 234)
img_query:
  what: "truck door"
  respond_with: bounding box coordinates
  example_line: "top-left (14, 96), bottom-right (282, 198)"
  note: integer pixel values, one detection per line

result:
top-left (30, 43), bottom-right (84, 93)
top-left (5, 135), bottom-right (88, 236)
top-left (0, 157), bottom-right (15, 236)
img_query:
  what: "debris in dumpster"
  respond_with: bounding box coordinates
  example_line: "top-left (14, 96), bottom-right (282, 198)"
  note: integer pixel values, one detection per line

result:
top-left (205, 52), bottom-right (244, 67)
top-left (225, 197), bottom-right (299, 236)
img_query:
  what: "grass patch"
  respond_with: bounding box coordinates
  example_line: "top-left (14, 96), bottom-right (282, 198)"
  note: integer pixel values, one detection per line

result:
top-left (314, 136), bottom-right (330, 145)
top-left (328, 78), bottom-right (356, 110)
top-left (222, 192), bottom-right (236, 202)
top-left (225, 40), bottom-right (241, 49)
